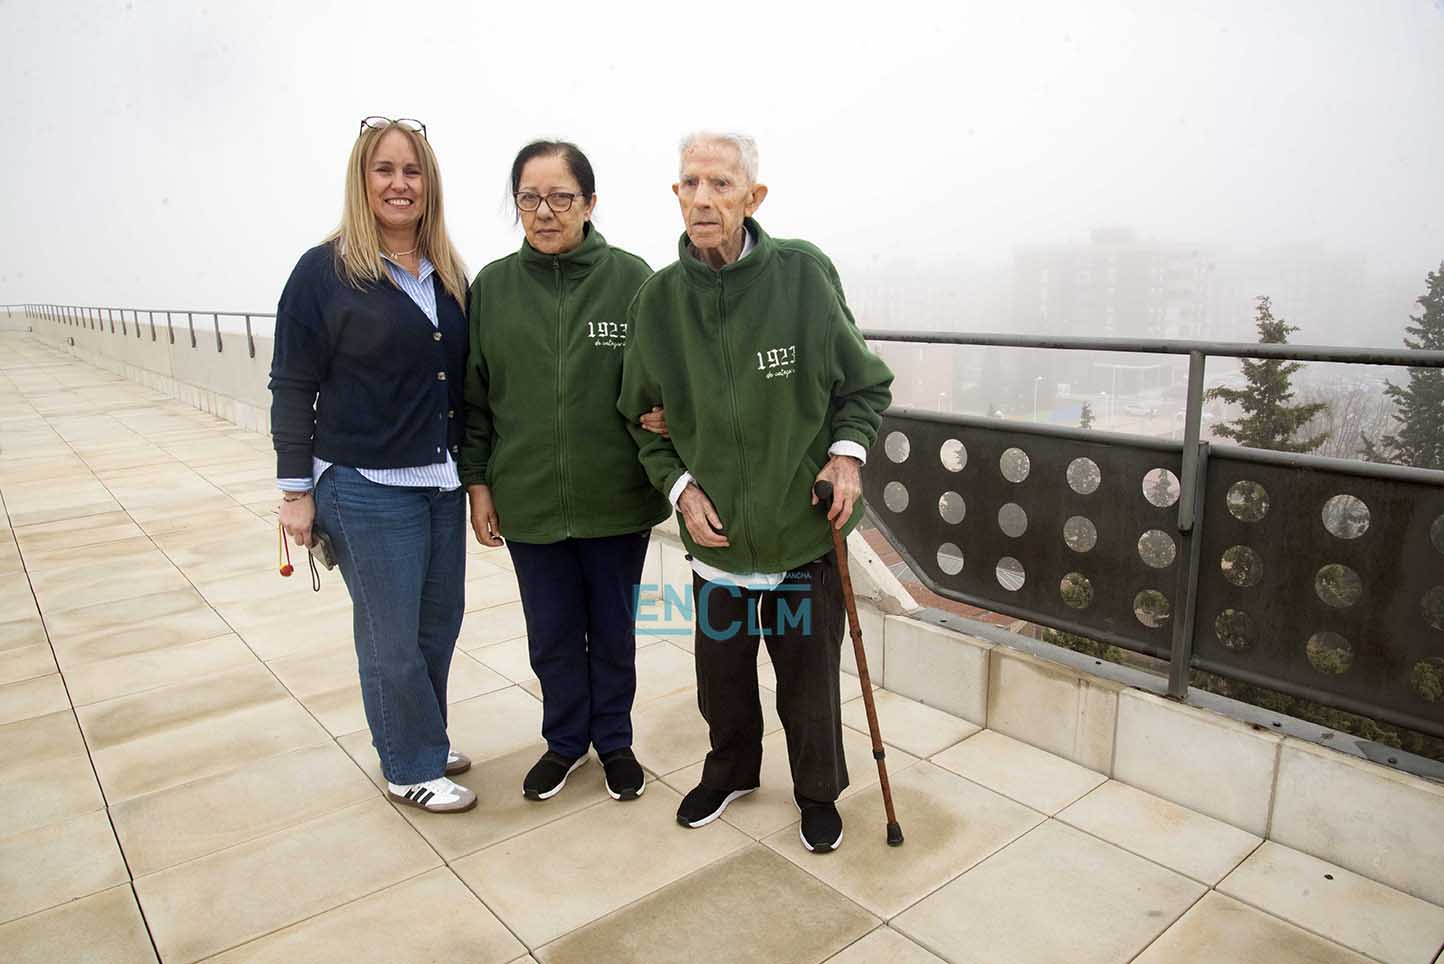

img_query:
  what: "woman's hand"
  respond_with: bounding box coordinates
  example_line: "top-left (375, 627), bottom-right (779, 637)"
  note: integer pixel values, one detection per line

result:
top-left (279, 492), bottom-right (316, 547)
top-left (639, 405), bottom-right (669, 438)
top-left (468, 484), bottom-right (504, 547)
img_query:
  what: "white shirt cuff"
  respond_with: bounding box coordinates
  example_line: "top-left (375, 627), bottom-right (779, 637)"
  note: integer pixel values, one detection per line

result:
top-left (668, 471), bottom-right (694, 510)
top-left (277, 477), bottom-right (313, 493)
top-left (828, 440), bottom-right (868, 465)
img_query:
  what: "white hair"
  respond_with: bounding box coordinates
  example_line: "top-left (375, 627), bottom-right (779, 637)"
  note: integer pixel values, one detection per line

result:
top-left (678, 131), bottom-right (760, 184)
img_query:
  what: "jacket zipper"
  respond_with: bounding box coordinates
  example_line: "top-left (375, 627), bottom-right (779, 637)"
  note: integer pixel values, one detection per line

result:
top-left (717, 280), bottom-right (758, 572)
top-left (554, 258), bottom-right (572, 536)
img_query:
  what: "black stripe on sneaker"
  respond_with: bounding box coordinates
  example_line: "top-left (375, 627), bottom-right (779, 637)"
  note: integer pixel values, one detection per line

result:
top-left (417, 789), bottom-right (434, 804)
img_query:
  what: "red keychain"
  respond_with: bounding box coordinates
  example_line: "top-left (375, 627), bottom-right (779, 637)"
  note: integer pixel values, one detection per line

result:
top-left (278, 520), bottom-right (294, 577)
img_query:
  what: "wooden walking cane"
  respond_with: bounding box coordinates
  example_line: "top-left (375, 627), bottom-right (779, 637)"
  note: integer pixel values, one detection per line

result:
top-left (814, 480), bottom-right (904, 847)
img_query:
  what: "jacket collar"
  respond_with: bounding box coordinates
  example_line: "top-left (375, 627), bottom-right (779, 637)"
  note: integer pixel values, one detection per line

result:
top-left (518, 222), bottom-right (608, 277)
top-left (677, 217), bottom-right (774, 290)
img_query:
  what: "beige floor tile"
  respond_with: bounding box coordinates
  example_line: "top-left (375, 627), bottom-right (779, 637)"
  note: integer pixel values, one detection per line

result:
top-left (150, 527), bottom-right (274, 583)
top-left (0, 884), bottom-right (157, 964)
top-left (473, 636), bottom-right (536, 684)
top-left (894, 820), bottom-right (1205, 964)
top-left (80, 444), bottom-right (178, 473)
top-left (64, 632), bottom-right (256, 706)
top-left (0, 710), bottom-right (104, 836)
top-left (45, 587), bottom-right (231, 667)
top-left (12, 510), bottom-right (145, 555)
top-left (0, 673), bottom-right (70, 726)
top-left (457, 600), bottom-right (528, 650)
top-left (338, 686), bottom-right (544, 788)
top-left (0, 641), bottom-right (56, 685)
top-left (135, 799), bottom-right (442, 963)
top-left (20, 534), bottom-right (161, 572)
top-left (1218, 841), bottom-right (1444, 964)
top-left (464, 554), bottom-right (511, 580)
top-left (220, 596), bottom-right (356, 661)
top-left (0, 531), bottom-right (20, 574)
top-left (30, 555), bottom-right (191, 615)
top-left (1057, 780), bottom-right (1262, 885)
top-left (535, 845), bottom-right (876, 964)
top-left (207, 867), bottom-right (524, 964)
top-left (0, 573), bottom-right (39, 623)
top-left (0, 809), bottom-right (130, 924)
top-left (7, 497), bottom-right (124, 529)
top-left (112, 743), bottom-right (379, 876)
top-left (0, 614), bottom-right (46, 654)
top-left (825, 927), bottom-right (947, 963)
top-left (465, 570), bottom-right (524, 612)
top-left (638, 687), bottom-right (782, 777)
top-left (931, 729), bottom-right (1105, 815)
top-left (457, 783), bottom-right (751, 947)
top-left (80, 668), bottom-right (331, 801)
top-left (764, 761), bottom-right (1042, 919)
top-left (663, 725), bottom-right (920, 840)
top-left (377, 744), bottom-right (613, 860)
top-left (270, 646), bottom-right (510, 737)
top-left (1133, 892), bottom-right (1372, 964)
top-left (136, 501), bottom-right (263, 539)
top-left (842, 689), bottom-right (980, 759)
top-left (633, 640), bottom-right (700, 705)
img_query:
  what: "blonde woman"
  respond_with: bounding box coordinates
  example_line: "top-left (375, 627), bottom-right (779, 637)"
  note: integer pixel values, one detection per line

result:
top-left (270, 116), bottom-right (475, 813)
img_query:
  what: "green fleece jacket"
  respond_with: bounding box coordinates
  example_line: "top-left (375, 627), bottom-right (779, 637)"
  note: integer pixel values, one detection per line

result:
top-left (618, 219), bottom-right (894, 574)
top-left (462, 226), bottom-right (670, 543)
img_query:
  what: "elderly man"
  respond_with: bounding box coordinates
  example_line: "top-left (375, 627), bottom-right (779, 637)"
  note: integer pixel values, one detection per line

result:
top-left (619, 132), bottom-right (893, 853)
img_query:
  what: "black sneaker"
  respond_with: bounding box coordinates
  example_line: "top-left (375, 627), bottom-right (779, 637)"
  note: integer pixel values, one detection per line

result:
top-left (522, 751), bottom-right (585, 800)
top-left (599, 747), bottom-right (646, 801)
top-left (795, 792), bottom-right (844, 853)
top-left (676, 783), bottom-right (758, 828)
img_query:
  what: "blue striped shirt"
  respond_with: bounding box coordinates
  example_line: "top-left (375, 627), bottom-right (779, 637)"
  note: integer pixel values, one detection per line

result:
top-left (276, 255), bottom-right (461, 493)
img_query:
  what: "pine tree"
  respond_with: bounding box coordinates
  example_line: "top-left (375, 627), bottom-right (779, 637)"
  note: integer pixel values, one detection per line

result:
top-left (1362, 262), bottom-right (1444, 469)
top-left (1079, 401), bottom-right (1095, 430)
top-left (1206, 297), bottom-right (1327, 452)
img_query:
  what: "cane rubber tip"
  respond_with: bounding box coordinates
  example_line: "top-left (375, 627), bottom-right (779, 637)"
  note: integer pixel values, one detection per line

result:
top-left (886, 822), bottom-right (904, 847)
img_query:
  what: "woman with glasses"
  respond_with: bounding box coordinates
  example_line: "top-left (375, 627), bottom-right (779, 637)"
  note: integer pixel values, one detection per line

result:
top-left (271, 116), bottom-right (477, 814)
top-left (461, 141), bottom-right (669, 802)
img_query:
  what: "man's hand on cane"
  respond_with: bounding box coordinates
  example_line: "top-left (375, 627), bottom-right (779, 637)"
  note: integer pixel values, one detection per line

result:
top-left (811, 454), bottom-right (862, 529)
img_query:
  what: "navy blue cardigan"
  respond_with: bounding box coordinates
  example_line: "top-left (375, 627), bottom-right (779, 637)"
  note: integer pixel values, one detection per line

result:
top-left (268, 243), bottom-right (469, 480)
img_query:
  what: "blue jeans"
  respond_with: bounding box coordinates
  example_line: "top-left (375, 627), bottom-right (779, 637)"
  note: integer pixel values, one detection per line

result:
top-left (507, 531), bottom-right (651, 759)
top-left (314, 466), bottom-right (465, 784)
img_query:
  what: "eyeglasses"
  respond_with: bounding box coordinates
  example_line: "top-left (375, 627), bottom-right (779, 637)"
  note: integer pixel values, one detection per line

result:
top-left (514, 191), bottom-right (588, 213)
top-left (359, 116), bottom-right (427, 139)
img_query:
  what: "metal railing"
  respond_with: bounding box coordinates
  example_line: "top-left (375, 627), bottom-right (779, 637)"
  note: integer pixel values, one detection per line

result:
top-left (859, 329), bottom-right (1444, 740)
top-left (11, 303), bottom-right (275, 358)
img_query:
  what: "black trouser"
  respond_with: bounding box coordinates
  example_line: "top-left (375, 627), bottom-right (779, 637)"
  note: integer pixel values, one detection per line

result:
top-left (692, 552), bottom-right (849, 802)
top-left (508, 531), bottom-right (651, 760)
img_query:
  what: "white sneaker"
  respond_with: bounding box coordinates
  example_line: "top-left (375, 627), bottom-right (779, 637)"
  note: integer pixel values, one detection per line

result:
top-left (445, 750), bottom-right (471, 776)
top-left (387, 775), bottom-right (476, 813)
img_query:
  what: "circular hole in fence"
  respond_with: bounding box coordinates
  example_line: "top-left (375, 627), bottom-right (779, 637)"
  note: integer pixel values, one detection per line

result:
top-left (1226, 480), bottom-right (1270, 523)
top-left (882, 481), bottom-right (909, 514)
top-left (1424, 586), bottom-right (1444, 631)
top-left (940, 439), bottom-right (968, 472)
top-left (1411, 657), bottom-right (1444, 702)
top-left (938, 491), bottom-right (966, 525)
top-left (1133, 590), bottom-right (1171, 629)
top-left (1215, 609), bottom-right (1254, 651)
top-left (1067, 457), bottom-right (1101, 495)
top-left (1064, 515), bottom-right (1098, 553)
top-left (1142, 468), bottom-right (1181, 508)
top-left (884, 431), bottom-right (911, 464)
top-left (1306, 631), bottom-right (1353, 675)
top-left (937, 543), bottom-right (964, 576)
top-left (998, 503), bottom-right (1028, 538)
top-left (1431, 515), bottom-right (1444, 556)
top-left (1000, 447), bottom-right (1031, 483)
top-left (1061, 572), bottom-right (1093, 609)
top-left (996, 556), bottom-right (1026, 591)
top-left (1221, 545), bottom-right (1264, 588)
top-left (1138, 529), bottom-right (1177, 568)
top-left (1322, 494), bottom-right (1370, 540)
top-left (1315, 564), bottom-right (1362, 609)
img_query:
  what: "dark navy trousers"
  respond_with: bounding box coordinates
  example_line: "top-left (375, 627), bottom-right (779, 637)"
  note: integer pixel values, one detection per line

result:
top-left (506, 530), bottom-right (651, 759)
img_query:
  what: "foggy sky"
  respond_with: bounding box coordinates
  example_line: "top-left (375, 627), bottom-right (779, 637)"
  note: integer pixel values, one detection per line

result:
top-left (2, 0), bottom-right (1442, 317)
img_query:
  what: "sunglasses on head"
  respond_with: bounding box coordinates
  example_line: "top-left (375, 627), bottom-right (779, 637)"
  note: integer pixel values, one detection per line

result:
top-left (359, 116), bottom-right (427, 139)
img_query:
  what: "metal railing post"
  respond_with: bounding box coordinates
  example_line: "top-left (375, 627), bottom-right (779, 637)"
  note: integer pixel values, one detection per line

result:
top-left (214, 313), bottom-right (223, 352)
top-left (187, 312), bottom-right (196, 348)
top-left (244, 315), bottom-right (255, 358)
top-left (1168, 438), bottom-right (1210, 699)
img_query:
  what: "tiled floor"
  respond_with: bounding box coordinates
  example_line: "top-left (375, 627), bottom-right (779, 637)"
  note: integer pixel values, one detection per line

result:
top-left (2, 332), bottom-right (1443, 963)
